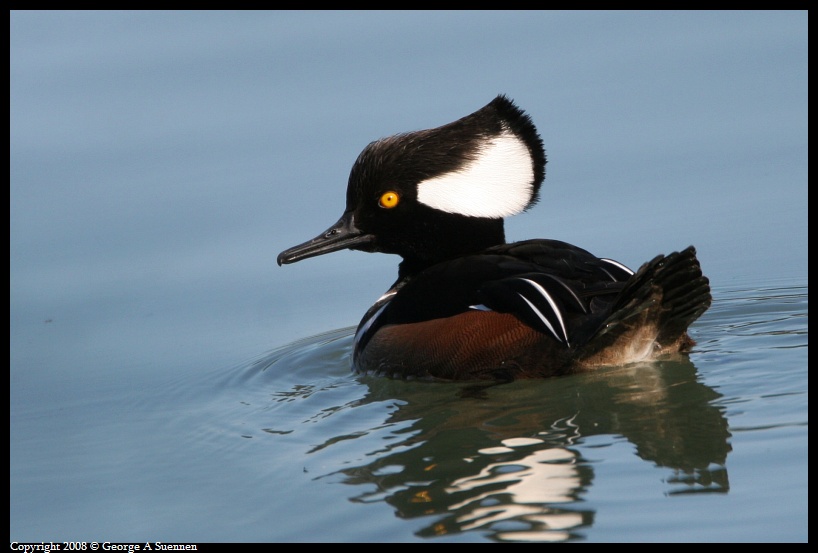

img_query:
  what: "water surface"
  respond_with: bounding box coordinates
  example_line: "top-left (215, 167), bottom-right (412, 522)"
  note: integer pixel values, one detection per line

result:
top-left (10, 11), bottom-right (807, 542)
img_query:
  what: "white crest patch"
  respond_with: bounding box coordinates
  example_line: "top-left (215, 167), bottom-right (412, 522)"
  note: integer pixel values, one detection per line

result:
top-left (416, 130), bottom-right (534, 218)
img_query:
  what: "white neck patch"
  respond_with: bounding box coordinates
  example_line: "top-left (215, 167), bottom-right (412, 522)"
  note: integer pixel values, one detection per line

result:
top-left (416, 130), bottom-right (534, 218)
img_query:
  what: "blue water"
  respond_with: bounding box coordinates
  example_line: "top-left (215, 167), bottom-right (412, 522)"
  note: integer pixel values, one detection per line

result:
top-left (10, 11), bottom-right (807, 542)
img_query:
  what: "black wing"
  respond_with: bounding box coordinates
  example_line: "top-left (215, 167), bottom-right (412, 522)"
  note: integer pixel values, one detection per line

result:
top-left (355, 239), bottom-right (635, 351)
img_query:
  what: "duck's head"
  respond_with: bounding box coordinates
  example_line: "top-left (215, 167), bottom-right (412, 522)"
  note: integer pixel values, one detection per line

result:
top-left (278, 95), bottom-right (546, 277)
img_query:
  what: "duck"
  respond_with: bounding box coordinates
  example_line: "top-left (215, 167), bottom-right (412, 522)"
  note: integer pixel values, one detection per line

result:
top-left (277, 95), bottom-right (711, 381)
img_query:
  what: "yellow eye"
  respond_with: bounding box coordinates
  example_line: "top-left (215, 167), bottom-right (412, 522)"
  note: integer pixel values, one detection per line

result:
top-left (379, 191), bottom-right (400, 209)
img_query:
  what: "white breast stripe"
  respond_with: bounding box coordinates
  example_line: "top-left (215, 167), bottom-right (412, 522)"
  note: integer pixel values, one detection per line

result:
top-left (353, 291), bottom-right (396, 347)
top-left (354, 303), bottom-right (388, 347)
top-left (520, 278), bottom-right (570, 345)
top-left (375, 290), bottom-right (398, 303)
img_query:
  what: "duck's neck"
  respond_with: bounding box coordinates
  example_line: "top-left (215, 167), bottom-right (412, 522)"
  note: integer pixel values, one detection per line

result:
top-left (396, 217), bottom-right (506, 280)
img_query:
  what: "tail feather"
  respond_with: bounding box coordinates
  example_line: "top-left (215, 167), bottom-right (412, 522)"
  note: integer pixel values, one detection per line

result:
top-left (578, 246), bottom-right (711, 365)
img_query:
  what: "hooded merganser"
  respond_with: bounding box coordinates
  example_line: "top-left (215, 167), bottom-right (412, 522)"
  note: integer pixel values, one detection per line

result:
top-left (278, 95), bottom-right (711, 381)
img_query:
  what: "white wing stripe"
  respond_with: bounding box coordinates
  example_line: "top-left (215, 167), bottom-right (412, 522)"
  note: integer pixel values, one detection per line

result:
top-left (600, 258), bottom-right (634, 276)
top-left (519, 278), bottom-right (570, 345)
top-left (598, 266), bottom-right (616, 281)
top-left (539, 273), bottom-right (586, 312)
top-left (517, 293), bottom-right (563, 344)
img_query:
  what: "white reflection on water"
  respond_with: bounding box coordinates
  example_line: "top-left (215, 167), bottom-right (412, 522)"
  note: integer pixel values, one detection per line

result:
top-left (448, 443), bottom-right (582, 541)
